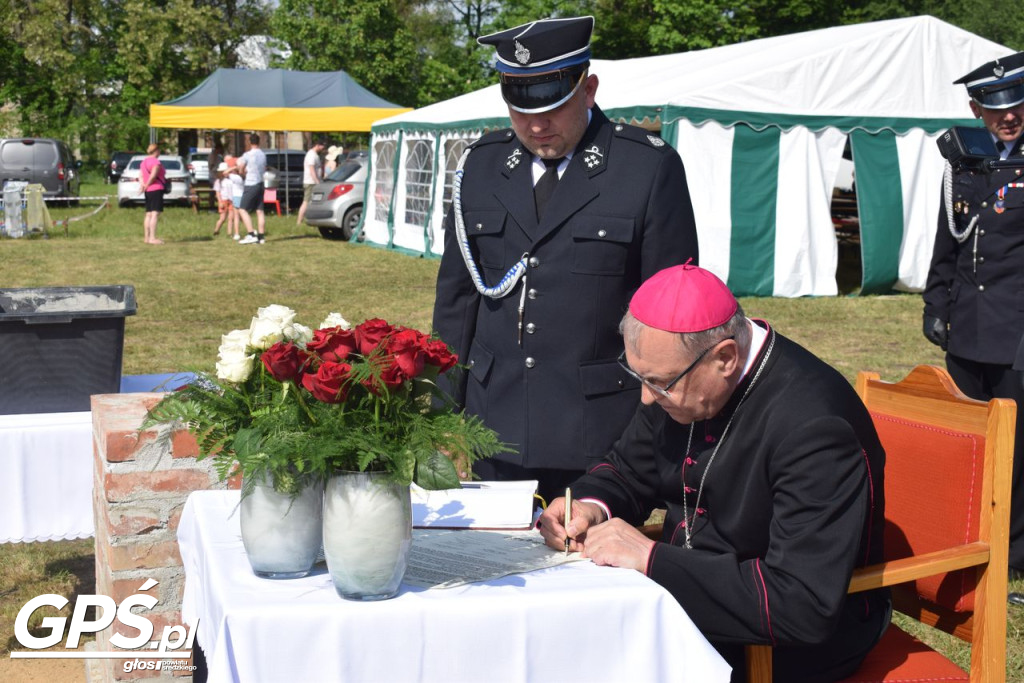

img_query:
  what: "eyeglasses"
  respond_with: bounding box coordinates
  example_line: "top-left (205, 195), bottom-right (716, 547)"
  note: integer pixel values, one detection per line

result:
top-left (617, 336), bottom-right (735, 399)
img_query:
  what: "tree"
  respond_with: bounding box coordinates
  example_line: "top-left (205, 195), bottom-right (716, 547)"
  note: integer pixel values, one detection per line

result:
top-left (0, 0), bottom-right (271, 162)
top-left (271, 0), bottom-right (420, 107)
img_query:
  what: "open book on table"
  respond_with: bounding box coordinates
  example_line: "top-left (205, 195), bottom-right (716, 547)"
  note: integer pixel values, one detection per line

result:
top-left (411, 480), bottom-right (538, 530)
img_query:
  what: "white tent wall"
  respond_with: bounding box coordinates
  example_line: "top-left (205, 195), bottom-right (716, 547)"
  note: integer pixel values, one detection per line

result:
top-left (774, 125), bottom-right (847, 297)
top-left (895, 129), bottom-right (947, 291)
top-left (363, 131), bottom-right (399, 250)
top-left (360, 16), bottom-right (1011, 297)
top-left (364, 129), bottom-right (483, 257)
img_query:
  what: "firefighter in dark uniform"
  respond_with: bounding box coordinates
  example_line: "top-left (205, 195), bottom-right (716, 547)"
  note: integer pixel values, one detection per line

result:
top-left (923, 51), bottom-right (1024, 604)
top-left (432, 16), bottom-right (699, 503)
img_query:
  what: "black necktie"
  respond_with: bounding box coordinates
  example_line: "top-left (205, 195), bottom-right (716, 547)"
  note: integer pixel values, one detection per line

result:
top-left (997, 141), bottom-right (1008, 158)
top-left (534, 158), bottom-right (563, 221)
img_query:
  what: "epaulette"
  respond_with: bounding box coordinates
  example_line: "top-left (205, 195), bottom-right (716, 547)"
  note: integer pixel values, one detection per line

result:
top-left (470, 129), bottom-right (517, 149)
top-left (611, 123), bottom-right (672, 152)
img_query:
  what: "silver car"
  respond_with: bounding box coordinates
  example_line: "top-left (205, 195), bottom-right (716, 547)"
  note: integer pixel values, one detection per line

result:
top-left (187, 152), bottom-right (210, 185)
top-left (304, 160), bottom-right (367, 240)
top-left (117, 155), bottom-right (191, 207)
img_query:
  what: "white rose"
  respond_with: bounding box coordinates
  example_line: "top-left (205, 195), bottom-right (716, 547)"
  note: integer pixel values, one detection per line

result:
top-left (319, 312), bottom-right (351, 330)
top-left (216, 353), bottom-right (255, 383)
top-left (286, 322), bottom-right (313, 346)
top-left (255, 304), bottom-right (297, 328)
top-left (216, 331), bottom-right (256, 383)
top-left (219, 329), bottom-right (251, 355)
top-left (249, 316), bottom-right (285, 350)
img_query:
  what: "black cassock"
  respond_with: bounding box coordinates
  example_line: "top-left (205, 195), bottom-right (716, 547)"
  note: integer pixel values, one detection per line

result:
top-left (432, 106), bottom-right (698, 477)
top-left (573, 323), bottom-right (890, 682)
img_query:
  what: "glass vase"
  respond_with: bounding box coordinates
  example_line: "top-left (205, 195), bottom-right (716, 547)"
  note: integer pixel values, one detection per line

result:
top-left (323, 471), bottom-right (412, 600)
top-left (239, 477), bottom-right (324, 579)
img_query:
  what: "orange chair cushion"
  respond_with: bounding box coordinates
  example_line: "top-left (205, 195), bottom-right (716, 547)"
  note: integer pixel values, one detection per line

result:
top-left (871, 412), bottom-right (983, 612)
top-left (841, 625), bottom-right (968, 682)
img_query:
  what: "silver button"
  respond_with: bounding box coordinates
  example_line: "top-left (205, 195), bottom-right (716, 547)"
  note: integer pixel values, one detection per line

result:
top-left (597, 229), bottom-right (607, 238)
top-left (529, 256), bottom-right (540, 268)
top-left (475, 223), bottom-right (483, 231)
top-left (467, 359), bottom-right (475, 367)
top-left (979, 285), bottom-right (985, 291)
top-left (527, 288), bottom-right (538, 299)
top-left (982, 201), bottom-right (989, 208)
top-left (525, 323), bottom-right (536, 334)
top-left (615, 125), bottom-right (623, 131)
top-left (979, 256), bottom-right (985, 263)
top-left (980, 229), bottom-right (986, 236)
top-left (525, 357), bottom-right (536, 368)
top-left (506, 131), bottom-right (513, 137)
top-left (617, 379), bottom-right (624, 388)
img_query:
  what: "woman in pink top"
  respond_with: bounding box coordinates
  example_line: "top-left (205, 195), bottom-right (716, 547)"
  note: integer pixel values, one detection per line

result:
top-left (139, 144), bottom-right (166, 245)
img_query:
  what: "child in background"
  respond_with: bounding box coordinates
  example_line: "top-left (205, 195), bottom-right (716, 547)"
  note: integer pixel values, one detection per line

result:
top-left (214, 162), bottom-right (238, 239)
top-left (212, 163), bottom-right (227, 236)
top-left (227, 157), bottom-right (244, 240)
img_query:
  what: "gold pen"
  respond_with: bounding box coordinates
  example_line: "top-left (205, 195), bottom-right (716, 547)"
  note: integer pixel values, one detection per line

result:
top-left (564, 487), bottom-right (572, 555)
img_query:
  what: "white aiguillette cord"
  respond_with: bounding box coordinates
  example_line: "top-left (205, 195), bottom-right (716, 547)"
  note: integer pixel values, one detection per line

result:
top-left (452, 146), bottom-right (530, 344)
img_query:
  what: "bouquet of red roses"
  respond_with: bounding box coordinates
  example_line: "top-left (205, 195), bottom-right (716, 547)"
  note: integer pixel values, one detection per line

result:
top-left (144, 306), bottom-right (503, 496)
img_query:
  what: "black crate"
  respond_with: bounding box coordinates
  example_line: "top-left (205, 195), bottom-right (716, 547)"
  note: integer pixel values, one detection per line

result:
top-left (0, 285), bottom-right (137, 414)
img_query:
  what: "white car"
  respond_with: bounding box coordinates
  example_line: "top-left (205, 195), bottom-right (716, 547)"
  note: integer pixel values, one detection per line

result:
top-left (117, 155), bottom-right (191, 207)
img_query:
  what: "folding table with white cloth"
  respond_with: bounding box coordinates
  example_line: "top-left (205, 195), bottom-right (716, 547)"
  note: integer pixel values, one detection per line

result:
top-left (179, 490), bottom-right (733, 683)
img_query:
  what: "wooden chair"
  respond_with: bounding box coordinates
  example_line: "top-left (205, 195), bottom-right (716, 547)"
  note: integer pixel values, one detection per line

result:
top-left (741, 365), bottom-right (1014, 682)
top-left (263, 188), bottom-right (281, 216)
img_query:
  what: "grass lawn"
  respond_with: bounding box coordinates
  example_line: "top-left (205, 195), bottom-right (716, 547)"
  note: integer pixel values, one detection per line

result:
top-left (0, 181), bottom-right (1021, 680)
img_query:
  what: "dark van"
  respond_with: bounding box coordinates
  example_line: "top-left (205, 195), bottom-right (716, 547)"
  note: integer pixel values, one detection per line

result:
top-left (0, 138), bottom-right (81, 199)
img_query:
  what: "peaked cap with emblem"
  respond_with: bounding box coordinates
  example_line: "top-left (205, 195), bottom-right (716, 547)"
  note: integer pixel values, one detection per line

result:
top-left (478, 16), bottom-right (594, 114)
top-left (956, 51), bottom-right (1024, 110)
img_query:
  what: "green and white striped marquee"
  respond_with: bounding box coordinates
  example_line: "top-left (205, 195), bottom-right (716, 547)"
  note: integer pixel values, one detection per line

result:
top-left (362, 16), bottom-right (1009, 297)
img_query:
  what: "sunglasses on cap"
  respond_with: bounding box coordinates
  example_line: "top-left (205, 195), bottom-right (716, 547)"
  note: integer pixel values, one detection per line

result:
top-left (500, 68), bottom-right (587, 114)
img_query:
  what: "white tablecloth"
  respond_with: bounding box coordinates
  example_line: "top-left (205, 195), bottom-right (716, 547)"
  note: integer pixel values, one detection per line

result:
top-left (0, 411), bottom-right (94, 543)
top-left (0, 373), bottom-right (196, 544)
top-left (179, 490), bottom-right (732, 683)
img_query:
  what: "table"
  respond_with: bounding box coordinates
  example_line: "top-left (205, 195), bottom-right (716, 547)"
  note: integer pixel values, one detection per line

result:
top-left (0, 373), bottom-right (195, 543)
top-left (191, 188), bottom-right (218, 213)
top-left (0, 410), bottom-right (94, 543)
top-left (179, 491), bottom-right (732, 683)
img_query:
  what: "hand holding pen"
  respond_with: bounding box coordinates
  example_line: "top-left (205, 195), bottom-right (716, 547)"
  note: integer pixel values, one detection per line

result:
top-left (564, 488), bottom-right (572, 555)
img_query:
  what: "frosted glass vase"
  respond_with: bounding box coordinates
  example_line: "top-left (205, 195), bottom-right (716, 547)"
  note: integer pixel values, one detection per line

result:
top-left (239, 478), bottom-right (324, 579)
top-left (323, 471), bottom-right (412, 600)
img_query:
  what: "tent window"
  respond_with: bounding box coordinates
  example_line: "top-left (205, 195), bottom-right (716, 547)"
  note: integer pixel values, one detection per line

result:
top-left (374, 140), bottom-right (397, 223)
top-left (442, 138), bottom-right (470, 216)
top-left (404, 140), bottom-right (433, 226)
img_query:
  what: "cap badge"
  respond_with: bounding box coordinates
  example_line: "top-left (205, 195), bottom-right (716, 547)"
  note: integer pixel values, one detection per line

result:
top-left (514, 40), bottom-right (531, 65)
top-left (582, 145), bottom-right (604, 169)
top-left (647, 135), bottom-right (666, 148)
top-left (505, 148), bottom-right (523, 171)
top-left (994, 64), bottom-right (1005, 78)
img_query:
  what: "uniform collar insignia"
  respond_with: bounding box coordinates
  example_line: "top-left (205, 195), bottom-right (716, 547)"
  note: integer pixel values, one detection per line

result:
top-left (514, 40), bottom-right (531, 65)
top-left (582, 144), bottom-right (604, 169)
top-left (505, 148), bottom-right (523, 171)
top-left (647, 134), bottom-right (666, 147)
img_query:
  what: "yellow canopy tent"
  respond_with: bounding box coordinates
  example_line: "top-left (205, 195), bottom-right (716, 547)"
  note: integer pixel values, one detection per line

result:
top-left (149, 68), bottom-right (411, 132)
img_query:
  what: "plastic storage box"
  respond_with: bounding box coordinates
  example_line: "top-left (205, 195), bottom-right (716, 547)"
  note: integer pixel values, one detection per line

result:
top-left (0, 285), bottom-right (137, 414)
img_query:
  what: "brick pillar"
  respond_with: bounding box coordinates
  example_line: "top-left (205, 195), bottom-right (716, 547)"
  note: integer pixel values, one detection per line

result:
top-left (91, 392), bottom-right (238, 682)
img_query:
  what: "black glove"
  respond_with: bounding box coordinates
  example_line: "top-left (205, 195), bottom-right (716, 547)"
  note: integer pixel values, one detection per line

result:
top-left (923, 315), bottom-right (948, 350)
